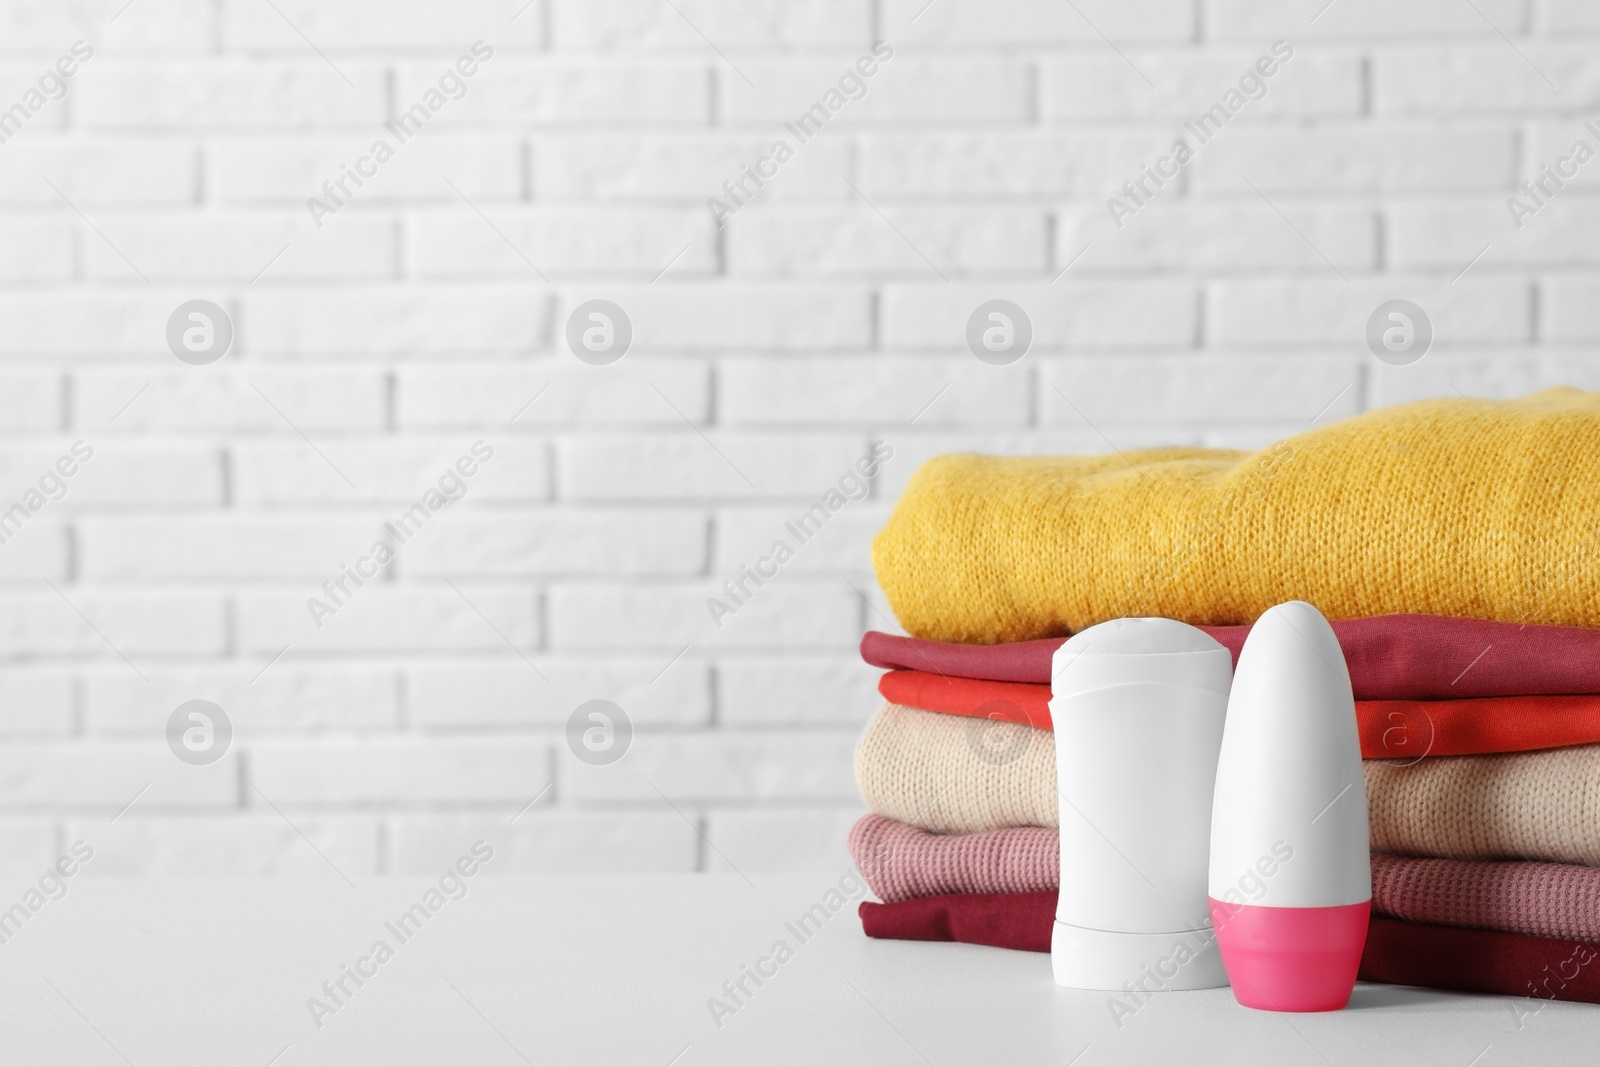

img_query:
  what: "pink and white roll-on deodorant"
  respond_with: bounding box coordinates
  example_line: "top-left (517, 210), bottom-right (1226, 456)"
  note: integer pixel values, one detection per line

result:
top-left (1208, 600), bottom-right (1371, 1012)
top-left (1051, 618), bottom-right (1233, 991)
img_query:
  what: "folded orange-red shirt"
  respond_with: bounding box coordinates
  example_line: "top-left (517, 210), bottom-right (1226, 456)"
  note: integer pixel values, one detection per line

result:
top-left (877, 669), bottom-right (1600, 759)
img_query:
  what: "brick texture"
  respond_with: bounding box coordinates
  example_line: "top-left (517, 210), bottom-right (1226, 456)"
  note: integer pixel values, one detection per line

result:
top-left (0, 0), bottom-right (1568, 875)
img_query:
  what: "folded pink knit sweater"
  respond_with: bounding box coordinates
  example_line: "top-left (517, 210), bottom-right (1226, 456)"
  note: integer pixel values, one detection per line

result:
top-left (848, 813), bottom-right (1600, 942)
top-left (849, 813), bottom-right (1058, 902)
top-left (1370, 853), bottom-right (1600, 941)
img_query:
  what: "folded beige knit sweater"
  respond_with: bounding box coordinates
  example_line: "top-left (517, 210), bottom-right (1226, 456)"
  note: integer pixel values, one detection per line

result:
top-left (857, 704), bottom-right (1600, 866)
top-left (1365, 748), bottom-right (1600, 866)
top-left (855, 703), bottom-right (1056, 834)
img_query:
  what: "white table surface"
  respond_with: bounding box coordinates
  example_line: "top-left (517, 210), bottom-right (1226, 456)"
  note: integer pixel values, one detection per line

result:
top-left (0, 874), bottom-right (1593, 1066)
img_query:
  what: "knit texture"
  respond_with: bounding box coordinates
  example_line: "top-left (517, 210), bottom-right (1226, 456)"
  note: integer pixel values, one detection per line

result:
top-left (1367, 745), bottom-right (1600, 866)
top-left (877, 669), bottom-right (1600, 759)
top-left (860, 704), bottom-right (1600, 866)
top-left (1371, 853), bottom-right (1600, 941)
top-left (854, 704), bottom-right (1056, 834)
top-left (873, 389), bottom-right (1600, 643)
top-left (849, 809), bottom-right (1600, 942)
top-left (848, 813), bottom-right (1058, 903)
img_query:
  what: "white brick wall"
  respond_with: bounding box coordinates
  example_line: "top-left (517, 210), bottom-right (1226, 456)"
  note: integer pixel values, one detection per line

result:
top-left (0, 0), bottom-right (1589, 876)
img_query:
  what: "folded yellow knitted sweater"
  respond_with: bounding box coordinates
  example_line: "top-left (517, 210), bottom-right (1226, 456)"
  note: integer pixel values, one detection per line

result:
top-left (857, 704), bottom-right (1600, 866)
top-left (873, 388), bottom-right (1600, 643)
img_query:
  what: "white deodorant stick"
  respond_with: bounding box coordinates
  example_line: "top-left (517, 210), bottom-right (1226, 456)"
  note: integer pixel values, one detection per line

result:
top-left (1050, 617), bottom-right (1234, 991)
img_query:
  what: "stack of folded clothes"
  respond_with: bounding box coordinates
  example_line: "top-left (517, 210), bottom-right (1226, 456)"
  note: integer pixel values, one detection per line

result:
top-left (850, 388), bottom-right (1600, 1006)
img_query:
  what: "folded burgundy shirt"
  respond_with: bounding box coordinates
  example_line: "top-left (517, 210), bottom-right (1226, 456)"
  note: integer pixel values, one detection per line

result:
top-left (862, 613), bottom-right (1600, 701)
top-left (859, 891), bottom-right (1600, 1005)
top-left (860, 890), bottom-right (1056, 951)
